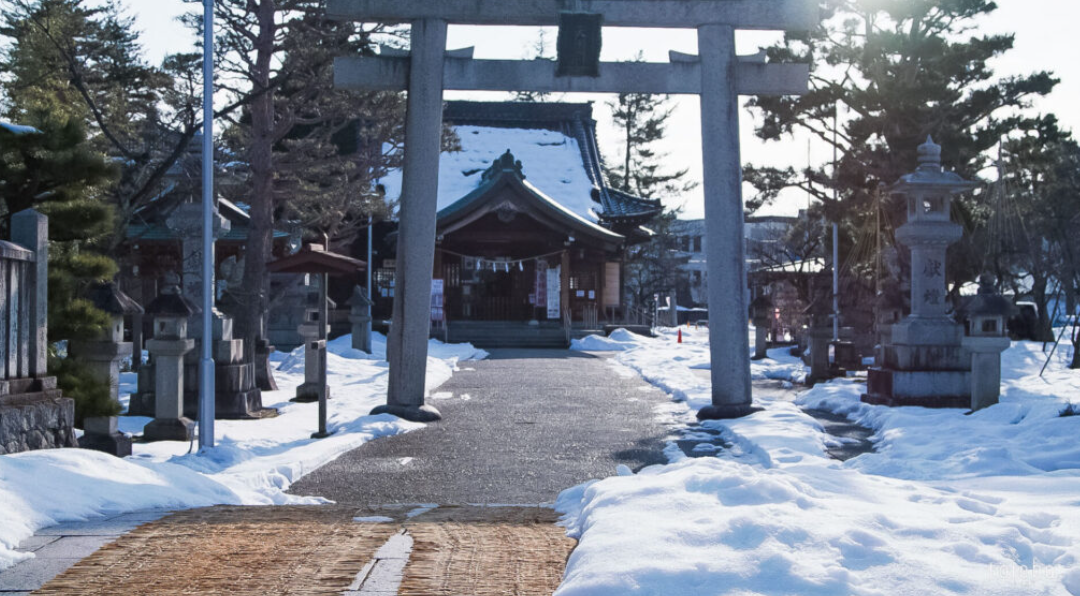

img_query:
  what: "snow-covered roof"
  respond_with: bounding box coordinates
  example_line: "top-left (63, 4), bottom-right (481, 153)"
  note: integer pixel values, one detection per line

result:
top-left (0, 121), bottom-right (41, 136)
top-left (378, 125), bottom-right (600, 222)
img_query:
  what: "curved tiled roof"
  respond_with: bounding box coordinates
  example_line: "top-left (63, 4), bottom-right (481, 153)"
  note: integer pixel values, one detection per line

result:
top-left (443, 101), bottom-right (664, 226)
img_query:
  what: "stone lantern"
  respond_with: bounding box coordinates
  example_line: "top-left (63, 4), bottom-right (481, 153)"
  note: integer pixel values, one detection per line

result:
top-left (962, 275), bottom-right (1014, 411)
top-left (142, 273), bottom-right (198, 442)
top-left (70, 282), bottom-right (143, 456)
top-left (749, 293), bottom-right (773, 360)
top-left (803, 289), bottom-right (833, 384)
top-left (865, 137), bottom-right (978, 408)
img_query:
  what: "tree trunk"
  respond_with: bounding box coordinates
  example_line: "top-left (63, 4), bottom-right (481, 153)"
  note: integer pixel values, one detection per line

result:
top-left (239, 0), bottom-right (277, 361)
top-left (1031, 274), bottom-right (1054, 343)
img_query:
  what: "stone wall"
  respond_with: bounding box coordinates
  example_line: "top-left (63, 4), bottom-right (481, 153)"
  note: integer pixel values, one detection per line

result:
top-left (0, 392), bottom-right (78, 455)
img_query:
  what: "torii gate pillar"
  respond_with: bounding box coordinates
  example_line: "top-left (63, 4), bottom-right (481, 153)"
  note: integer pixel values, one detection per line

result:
top-left (697, 24), bottom-right (753, 418)
top-left (330, 0), bottom-right (815, 422)
top-left (371, 19), bottom-right (447, 422)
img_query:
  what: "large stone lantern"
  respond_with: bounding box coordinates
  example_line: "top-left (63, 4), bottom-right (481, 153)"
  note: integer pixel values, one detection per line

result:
top-left (865, 137), bottom-right (978, 407)
top-left (962, 275), bottom-right (1014, 411)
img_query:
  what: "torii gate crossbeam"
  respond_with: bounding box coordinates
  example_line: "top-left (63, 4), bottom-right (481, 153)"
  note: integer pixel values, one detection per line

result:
top-left (335, 0), bottom-right (816, 422)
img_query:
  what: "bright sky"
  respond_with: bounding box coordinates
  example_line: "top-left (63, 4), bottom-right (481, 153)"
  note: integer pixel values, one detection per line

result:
top-left (129, 1), bottom-right (1080, 219)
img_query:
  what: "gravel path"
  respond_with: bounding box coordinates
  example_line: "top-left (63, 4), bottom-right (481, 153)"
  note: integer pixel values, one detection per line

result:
top-left (288, 349), bottom-right (676, 505)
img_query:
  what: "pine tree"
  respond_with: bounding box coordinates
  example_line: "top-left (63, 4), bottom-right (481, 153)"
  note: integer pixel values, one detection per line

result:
top-left (743, 0), bottom-right (1057, 302)
top-left (606, 79), bottom-right (694, 199)
top-left (0, 0), bottom-right (207, 243)
top-left (0, 115), bottom-right (120, 420)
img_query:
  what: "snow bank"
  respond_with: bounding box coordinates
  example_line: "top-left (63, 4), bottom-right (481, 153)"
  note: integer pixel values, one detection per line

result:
top-left (557, 332), bottom-right (1080, 595)
top-left (570, 328), bottom-right (646, 352)
top-left (0, 333), bottom-right (485, 571)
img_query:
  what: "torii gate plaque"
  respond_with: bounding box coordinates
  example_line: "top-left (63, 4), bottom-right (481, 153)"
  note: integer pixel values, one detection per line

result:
top-left (329, 0), bottom-right (816, 422)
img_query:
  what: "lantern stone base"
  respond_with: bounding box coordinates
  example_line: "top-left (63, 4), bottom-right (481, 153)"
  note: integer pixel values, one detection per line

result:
top-left (79, 416), bottom-right (132, 457)
top-left (862, 369), bottom-right (971, 408)
top-left (864, 316), bottom-right (973, 408)
top-left (142, 416), bottom-right (194, 442)
top-left (293, 383), bottom-right (330, 404)
top-left (696, 403), bottom-right (763, 420)
top-left (182, 358), bottom-right (267, 420)
top-left (255, 337), bottom-right (279, 391)
top-left (370, 403), bottom-right (442, 422)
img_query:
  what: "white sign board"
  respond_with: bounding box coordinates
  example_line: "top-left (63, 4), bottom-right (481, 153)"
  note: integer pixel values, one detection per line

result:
top-left (546, 266), bottom-right (561, 319)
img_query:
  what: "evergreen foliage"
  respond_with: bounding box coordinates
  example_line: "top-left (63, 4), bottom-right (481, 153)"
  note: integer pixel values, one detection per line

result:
top-left (606, 85), bottom-right (693, 199)
top-left (1, 0), bottom-right (210, 241)
top-left (49, 353), bottom-right (121, 426)
top-left (0, 115), bottom-right (120, 418)
top-left (743, 0), bottom-right (1059, 311)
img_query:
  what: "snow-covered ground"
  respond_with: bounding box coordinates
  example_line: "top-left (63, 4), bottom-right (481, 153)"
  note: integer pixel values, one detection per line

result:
top-left (0, 334), bottom-right (486, 571)
top-left (563, 327), bottom-right (1080, 595)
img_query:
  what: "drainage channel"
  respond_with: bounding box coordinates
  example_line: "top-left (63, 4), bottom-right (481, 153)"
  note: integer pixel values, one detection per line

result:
top-left (678, 376), bottom-right (876, 462)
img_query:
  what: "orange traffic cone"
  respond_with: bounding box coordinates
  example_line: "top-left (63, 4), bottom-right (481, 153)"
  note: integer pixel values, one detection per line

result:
top-left (677, 329), bottom-right (683, 344)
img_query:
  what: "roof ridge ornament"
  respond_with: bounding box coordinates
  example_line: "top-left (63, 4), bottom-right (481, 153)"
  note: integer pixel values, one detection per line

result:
top-left (483, 149), bottom-right (526, 181)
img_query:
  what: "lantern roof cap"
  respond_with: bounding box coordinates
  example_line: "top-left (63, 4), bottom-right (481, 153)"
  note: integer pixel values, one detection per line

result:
top-left (966, 274), bottom-right (1016, 318)
top-left (891, 136), bottom-right (978, 195)
top-left (87, 282), bottom-right (144, 315)
top-left (145, 272), bottom-right (198, 317)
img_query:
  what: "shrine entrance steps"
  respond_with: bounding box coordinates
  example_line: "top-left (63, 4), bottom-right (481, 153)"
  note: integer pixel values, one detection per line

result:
top-left (446, 320), bottom-right (569, 349)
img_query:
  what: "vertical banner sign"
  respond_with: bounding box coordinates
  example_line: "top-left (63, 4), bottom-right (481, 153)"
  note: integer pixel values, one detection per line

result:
top-left (546, 266), bottom-right (561, 319)
top-left (431, 279), bottom-right (445, 322)
top-left (535, 261), bottom-right (548, 308)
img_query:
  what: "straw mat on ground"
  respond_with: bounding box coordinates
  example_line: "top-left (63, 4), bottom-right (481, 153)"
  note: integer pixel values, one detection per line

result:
top-left (400, 506), bottom-right (576, 596)
top-left (35, 505), bottom-right (398, 596)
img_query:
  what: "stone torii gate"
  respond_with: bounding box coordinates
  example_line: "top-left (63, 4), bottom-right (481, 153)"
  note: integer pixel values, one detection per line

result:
top-left (329, 0), bottom-right (815, 422)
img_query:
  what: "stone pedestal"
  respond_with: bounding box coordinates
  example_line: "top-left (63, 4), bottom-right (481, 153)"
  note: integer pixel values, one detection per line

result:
top-left (294, 316), bottom-right (330, 403)
top-left (143, 336), bottom-right (196, 442)
top-left (78, 415), bottom-right (132, 457)
top-left (254, 337), bottom-right (278, 391)
top-left (69, 340), bottom-right (132, 403)
top-left (753, 325), bottom-right (769, 360)
top-left (349, 285), bottom-right (373, 354)
top-left (962, 335), bottom-right (1010, 411)
top-left (182, 311), bottom-right (264, 420)
top-left (807, 327), bottom-right (832, 384)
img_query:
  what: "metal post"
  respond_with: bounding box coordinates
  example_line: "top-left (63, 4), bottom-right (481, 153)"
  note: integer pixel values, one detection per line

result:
top-left (313, 272), bottom-right (331, 438)
top-left (832, 222), bottom-right (839, 341)
top-left (198, 0), bottom-right (216, 449)
top-left (832, 104), bottom-right (840, 342)
top-left (366, 216), bottom-right (373, 350)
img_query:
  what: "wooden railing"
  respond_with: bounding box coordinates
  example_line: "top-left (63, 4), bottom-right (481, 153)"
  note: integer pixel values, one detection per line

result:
top-left (582, 304), bottom-right (599, 330)
top-left (1, 210), bottom-right (48, 382)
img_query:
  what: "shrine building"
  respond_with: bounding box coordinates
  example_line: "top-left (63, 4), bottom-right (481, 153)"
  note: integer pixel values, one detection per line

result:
top-left (372, 101), bottom-right (662, 337)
